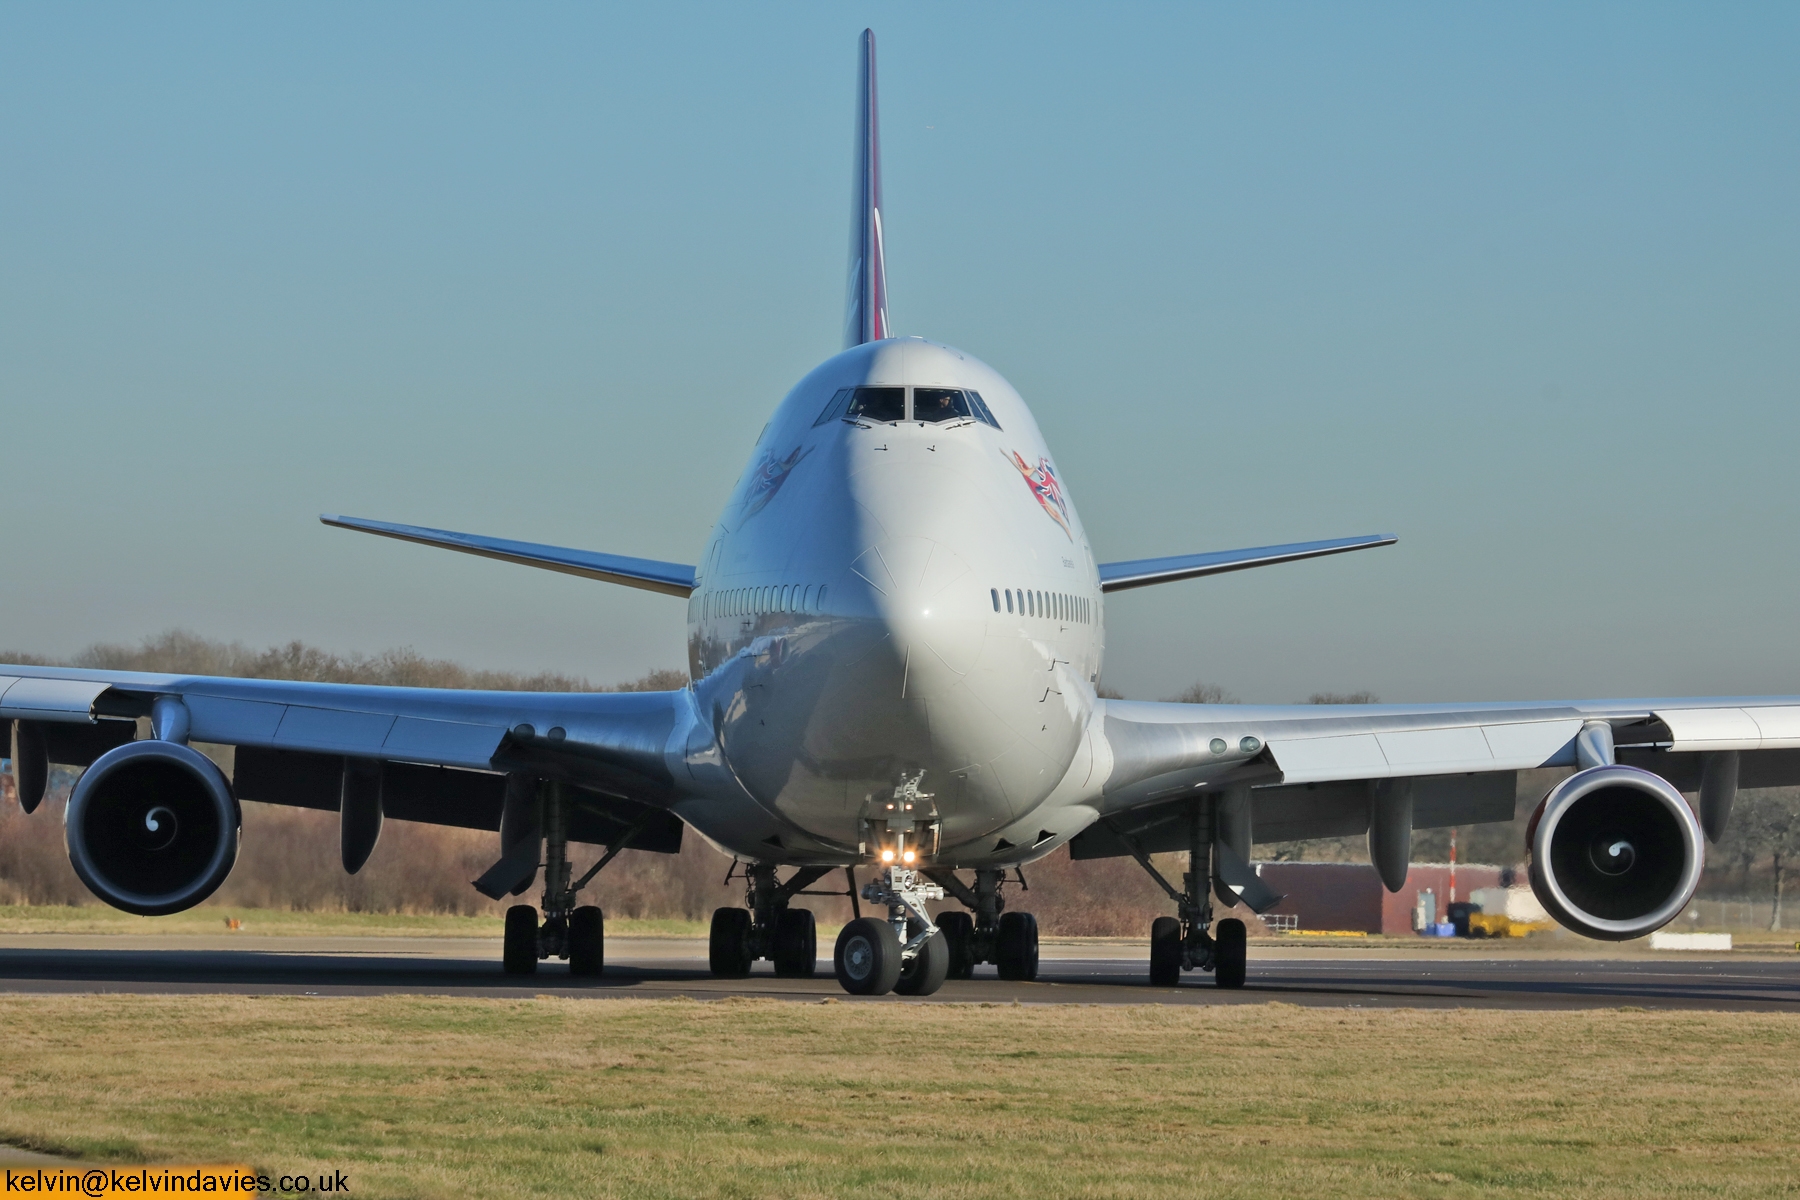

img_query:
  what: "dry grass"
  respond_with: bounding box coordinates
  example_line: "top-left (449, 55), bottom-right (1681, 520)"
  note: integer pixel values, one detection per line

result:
top-left (0, 904), bottom-right (713, 939)
top-left (0, 996), bottom-right (1795, 1199)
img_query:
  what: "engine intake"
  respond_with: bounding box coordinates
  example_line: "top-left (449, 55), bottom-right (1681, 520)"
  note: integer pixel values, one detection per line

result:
top-left (65, 741), bottom-right (241, 916)
top-left (1527, 764), bottom-right (1702, 941)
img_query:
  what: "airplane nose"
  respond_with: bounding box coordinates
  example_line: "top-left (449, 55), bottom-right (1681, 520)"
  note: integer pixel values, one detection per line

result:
top-left (850, 536), bottom-right (981, 677)
top-left (846, 536), bottom-right (1030, 828)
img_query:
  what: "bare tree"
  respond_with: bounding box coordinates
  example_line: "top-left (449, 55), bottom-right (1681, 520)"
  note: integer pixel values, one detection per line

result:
top-left (1163, 682), bottom-right (1239, 705)
top-left (1307, 691), bottom-right (1380, 704)
top-left (1720, 788), bottom-right (1800, 931)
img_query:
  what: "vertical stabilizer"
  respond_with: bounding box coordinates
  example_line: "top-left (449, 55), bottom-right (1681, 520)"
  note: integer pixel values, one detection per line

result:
top-left (844, 28), bottom-right (890, 347)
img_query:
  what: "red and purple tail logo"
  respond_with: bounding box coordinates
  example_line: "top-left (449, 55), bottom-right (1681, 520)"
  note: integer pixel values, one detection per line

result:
top-left (1008, 450), bottom-right (1071, 539)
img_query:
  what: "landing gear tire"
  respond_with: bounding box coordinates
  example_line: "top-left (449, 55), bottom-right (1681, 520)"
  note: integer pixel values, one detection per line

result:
top-left (895, 927), bottom-right (950, 996)
top-left (772, 907), bottom-right (817, 978)
top-left (709, 907), bottom-right (754, 978)
top-left (937, 911), bottom-right (976, 980)
top-left (568, 905), bottom-right (604, 977)
top-left (503, 904), bottom-right (538, 976)
top-left (834, 916), bottom-right (903, 996)
top-left (996, 911), bottom-right (1039, 982)
top-left (1214, 917), bottom-right (1247, 989)
top-left (1149, 915), bottom-right (1182, 987)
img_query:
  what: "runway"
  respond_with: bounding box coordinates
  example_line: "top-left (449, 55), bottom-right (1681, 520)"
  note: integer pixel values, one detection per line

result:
top-left (2, 935), bottom-right (1797, 1010)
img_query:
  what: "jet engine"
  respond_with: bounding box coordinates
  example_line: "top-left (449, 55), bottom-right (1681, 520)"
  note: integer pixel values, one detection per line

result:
top-left (65, 741), bottom-right (241, 916)
top-left (1527, 764), bottom-right (1702, 941)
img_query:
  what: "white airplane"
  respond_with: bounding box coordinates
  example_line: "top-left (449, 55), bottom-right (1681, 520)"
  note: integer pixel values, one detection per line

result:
top-left (2, 31), bottom-right (1783, 995)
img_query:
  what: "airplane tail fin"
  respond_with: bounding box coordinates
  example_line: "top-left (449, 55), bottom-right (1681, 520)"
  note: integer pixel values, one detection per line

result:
top-left (844, 28), bottom-right (890, 347)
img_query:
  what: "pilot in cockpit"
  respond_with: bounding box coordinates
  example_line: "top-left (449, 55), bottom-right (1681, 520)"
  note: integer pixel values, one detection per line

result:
top-left (915, 389), bottom-right (955, 422)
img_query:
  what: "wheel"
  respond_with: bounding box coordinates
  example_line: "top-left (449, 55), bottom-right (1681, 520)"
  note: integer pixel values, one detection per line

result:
top-left (1213, 917), bottom-right (1247, 989)
top-left (568, 905), bottom-right (604, 977)
top-left (772, 907), bottom-right (817, 978)
top-left (503, 905), bottom-right (538, 976)
top-left (833, 916), bottom-right (902, 995)
top-left (709, 907), bottom-right (754, 977)
top-left (996, 911), bottom-right (1039, 982)
top-left (895, 925), bottom-right (950, 996)
top-left (937, 911), bottom-right (976, 980)
top-left (1149, 915), bottom-right (1182, 987)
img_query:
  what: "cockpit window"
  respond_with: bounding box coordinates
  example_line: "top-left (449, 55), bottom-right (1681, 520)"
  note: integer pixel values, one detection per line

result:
top-left (912, 387), bottom-right (975, 424)
top-left (813, 387), bottom-right (854, 426)
top-left (965, 390), bottom-right (1002, 430)
top-left (844, 386), bottom-right (906, 423)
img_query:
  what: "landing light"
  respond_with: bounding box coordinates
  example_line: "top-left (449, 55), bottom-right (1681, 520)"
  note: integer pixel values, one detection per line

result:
top-left (902, 850), bottom-right (916, 864)
top-left (880, 849), bottom-right (896, 863)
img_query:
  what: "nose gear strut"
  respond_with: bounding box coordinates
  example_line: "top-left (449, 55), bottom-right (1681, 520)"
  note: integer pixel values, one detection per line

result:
top-left (826, 772), bottom-right (954, 996)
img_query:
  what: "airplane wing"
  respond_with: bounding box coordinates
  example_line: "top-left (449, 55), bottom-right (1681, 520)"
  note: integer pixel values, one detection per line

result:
top-left (321, 515), bottom-right (696, 597)
top-left (0, 662), bottom-right (695, 850)
top-left (1097, 534), bottom-right (1396, 592)
top-left (1080, 694), bottom-right (1800, 855)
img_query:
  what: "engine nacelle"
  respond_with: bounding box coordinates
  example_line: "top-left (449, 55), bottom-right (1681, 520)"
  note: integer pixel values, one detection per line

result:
top-left (1527, 764), bottom-right (1702, 941)
top-left (65, 741), bottom-right (241, 916)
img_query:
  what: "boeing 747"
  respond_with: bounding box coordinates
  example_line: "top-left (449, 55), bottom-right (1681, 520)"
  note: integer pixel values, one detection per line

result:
top-left (2, 31), bottom-right (1777, 995)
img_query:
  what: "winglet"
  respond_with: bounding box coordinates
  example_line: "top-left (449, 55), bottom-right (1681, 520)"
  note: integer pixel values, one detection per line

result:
top-left (844, 28), bottom-right (890, 347)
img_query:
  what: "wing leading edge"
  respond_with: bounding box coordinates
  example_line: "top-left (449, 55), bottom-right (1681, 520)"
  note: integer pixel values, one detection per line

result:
top-left (0, 661), bottom-right (691, 800)
top-left (1081, 695), bottom-right (1800, 855)
top-left (321, 515), bottom-right (695, 597)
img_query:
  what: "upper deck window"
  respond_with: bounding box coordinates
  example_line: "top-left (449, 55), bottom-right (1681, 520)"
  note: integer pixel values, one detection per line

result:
top-left (912, 387), bottom-right (975, 424)
top-left (844, 386), bottom-right (906, 423)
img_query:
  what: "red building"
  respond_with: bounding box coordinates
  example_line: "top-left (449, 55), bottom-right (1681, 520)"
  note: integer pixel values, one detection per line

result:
top-left (1251, 861), bottom-right (1508, 935)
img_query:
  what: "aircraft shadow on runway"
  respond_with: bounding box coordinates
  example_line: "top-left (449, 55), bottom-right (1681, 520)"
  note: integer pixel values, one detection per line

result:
top-left (1, 947), bottom-right (1797, 1010)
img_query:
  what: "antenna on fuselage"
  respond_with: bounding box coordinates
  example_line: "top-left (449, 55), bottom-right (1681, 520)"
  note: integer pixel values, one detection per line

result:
top-left (844, 28), bottom-right (890, 347)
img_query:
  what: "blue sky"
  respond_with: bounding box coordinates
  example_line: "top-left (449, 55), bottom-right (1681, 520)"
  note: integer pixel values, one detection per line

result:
top-left (2, 3), bottom-right (1796, 701)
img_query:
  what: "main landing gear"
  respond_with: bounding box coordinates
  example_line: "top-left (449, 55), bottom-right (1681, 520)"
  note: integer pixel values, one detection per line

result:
top-left (708, 862), bottom-right (840, 979)
top-left (925, 867), bottom-right (1039, 982)
top-left (1108, 788), bottom-right (1275, 989)
top-left (486, 776), bottom-right (635, 978)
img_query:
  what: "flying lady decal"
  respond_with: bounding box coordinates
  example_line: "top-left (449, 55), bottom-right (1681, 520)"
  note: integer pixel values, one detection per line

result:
top-left (1007, 450), bottom-right (1071, 539)
top-left (741, 444), bottom-right (812, 520)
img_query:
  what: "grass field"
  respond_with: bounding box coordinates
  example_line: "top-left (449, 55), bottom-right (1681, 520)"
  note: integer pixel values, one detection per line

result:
top-left (0, 995), bottom-right (1796, 1198)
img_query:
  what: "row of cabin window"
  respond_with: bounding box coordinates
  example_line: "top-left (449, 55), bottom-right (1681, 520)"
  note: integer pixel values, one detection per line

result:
top-left (814, 386), bottom-right (1002, 429)
top-left (990, 586), bottom-right (1090, 624)
top-left (705, 584), bottom-right (828, 620)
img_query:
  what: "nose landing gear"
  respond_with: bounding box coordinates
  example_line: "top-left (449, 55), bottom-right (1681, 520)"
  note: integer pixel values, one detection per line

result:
top-left (830, 865), bottom-right (949, 996)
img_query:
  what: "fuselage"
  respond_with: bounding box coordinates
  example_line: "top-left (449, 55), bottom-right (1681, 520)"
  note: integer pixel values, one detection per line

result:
top-left (679, 338), bottom-right (1105, 866)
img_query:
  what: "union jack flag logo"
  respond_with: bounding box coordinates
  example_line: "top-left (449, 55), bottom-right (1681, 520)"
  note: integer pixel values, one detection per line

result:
top-left (1007, 450), bottom-right (1071, 539)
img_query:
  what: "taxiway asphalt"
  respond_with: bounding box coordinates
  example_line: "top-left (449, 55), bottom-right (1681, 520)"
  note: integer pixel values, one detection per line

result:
top-left (1, 935), bottom-right (1796, 1010)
